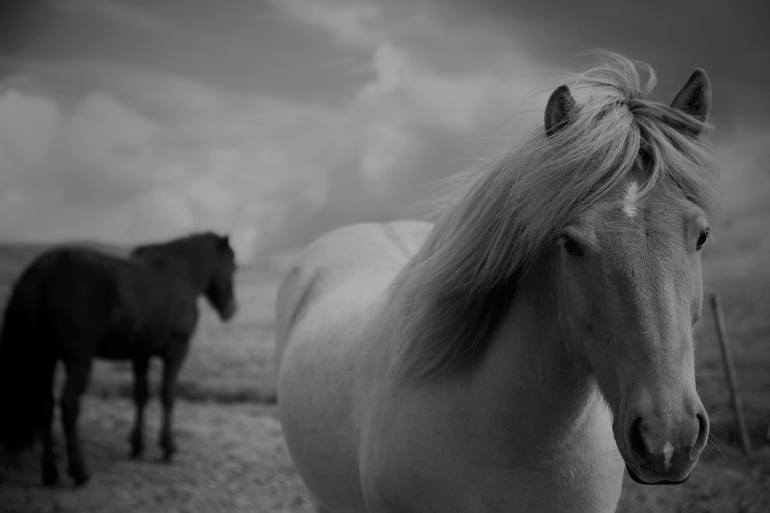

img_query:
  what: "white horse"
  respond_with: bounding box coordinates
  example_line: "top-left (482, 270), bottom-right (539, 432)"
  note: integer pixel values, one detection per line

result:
top-left (276, 54), bottom-right (718, 513)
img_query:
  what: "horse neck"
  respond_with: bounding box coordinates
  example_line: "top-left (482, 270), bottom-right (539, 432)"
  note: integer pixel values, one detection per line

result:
top-left (144, 246), bottom-right (213, 295)
top-left (467, 263), bottom-right (606, 450)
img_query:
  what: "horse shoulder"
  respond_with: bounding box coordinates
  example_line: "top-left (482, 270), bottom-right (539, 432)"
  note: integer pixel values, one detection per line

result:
top-left (143, 269), bottom-right (199, 338)
top-left (110, 260), bottom-right (198, 349)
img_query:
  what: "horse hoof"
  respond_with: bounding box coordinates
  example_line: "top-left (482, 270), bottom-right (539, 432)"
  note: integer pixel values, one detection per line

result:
top-left (130, 432), bottom-right (144, 457)
top-left (42, 470), bottom-right (60, 487)
top-left (72, 473), bottom-right (90, 487)
top-left (159, 437), bottom-right (176, 462)
top-left (68, 467), bottom-right (90, 487)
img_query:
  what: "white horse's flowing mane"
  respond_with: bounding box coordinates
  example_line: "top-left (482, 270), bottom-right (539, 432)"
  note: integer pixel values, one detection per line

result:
top-left (387, 52), bottom-right (719, 382)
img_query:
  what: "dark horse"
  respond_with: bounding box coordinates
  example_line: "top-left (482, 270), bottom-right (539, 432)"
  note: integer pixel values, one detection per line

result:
top-left (0, 232), bottom-right (237, 486)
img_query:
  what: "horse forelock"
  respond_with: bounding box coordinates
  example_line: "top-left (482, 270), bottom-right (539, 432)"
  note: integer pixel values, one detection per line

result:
top-left (390, 52), bottom-right (718, 383)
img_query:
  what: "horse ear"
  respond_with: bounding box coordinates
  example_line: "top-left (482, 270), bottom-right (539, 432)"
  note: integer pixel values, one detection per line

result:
top-left (219, 234), bottom-right (230, 249)
top-left (670, 69), bottom-right (711, 131)
top-left (544, 85), bottom-right (577, 138)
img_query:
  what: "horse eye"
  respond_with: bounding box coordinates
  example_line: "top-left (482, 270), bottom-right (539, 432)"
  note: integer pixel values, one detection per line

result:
top-left (696, 230), bottom-right (709, 251)
top-left (561, 235), bottom-right (585, 257)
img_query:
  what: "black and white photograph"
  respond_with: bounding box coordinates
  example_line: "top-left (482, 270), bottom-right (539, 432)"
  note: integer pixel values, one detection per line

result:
top-left (0, 1), bottom-right (768, 512)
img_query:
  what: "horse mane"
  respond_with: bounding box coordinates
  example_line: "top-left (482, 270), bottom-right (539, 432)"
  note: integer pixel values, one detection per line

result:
top-left (131, 232), bottom-right (224, 260)
top-left (388, 52), bottom-right (719, 383)
top-left (130, 232), bottom-right (232, 288)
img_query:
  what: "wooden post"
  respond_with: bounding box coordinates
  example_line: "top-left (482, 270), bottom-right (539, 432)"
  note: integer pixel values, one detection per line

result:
top-left (710, 293), bottom-right (752, 455)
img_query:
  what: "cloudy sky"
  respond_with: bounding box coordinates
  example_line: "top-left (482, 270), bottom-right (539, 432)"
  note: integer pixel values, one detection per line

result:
top-left (1, 0), bottom-right (768, 260)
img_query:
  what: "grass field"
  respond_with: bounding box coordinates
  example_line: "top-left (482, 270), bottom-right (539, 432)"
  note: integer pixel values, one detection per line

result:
top-left (0, 241), bottom-right (768, 512)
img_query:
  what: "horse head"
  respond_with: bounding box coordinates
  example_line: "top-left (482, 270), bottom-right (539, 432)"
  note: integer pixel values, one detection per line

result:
top-left (204, 234), bottom-right (238, 321)
top-left (549, 69), bottom-right (713, 484)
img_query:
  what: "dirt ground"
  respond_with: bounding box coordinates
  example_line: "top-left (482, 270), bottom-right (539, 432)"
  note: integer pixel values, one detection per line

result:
top-left (1, 398), bottom-right (767, 513)
top-left (0, 244), bottom-right (768, 512)
top-left (0, 399), bottom-right (312, 513)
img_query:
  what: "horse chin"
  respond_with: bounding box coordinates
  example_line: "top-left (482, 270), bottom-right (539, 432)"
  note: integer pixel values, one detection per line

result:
top-left (625, 464), bottom-right (691, 486)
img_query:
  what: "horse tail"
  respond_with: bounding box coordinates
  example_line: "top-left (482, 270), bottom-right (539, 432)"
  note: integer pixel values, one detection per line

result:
top-left (0, 261), bottom-right (56, 453)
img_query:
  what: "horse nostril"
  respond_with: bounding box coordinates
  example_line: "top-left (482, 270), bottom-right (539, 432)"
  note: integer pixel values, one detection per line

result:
top-left (628, 417), bottom-right (648, 460)
top-left (692, 412), bottom-right (709, 457)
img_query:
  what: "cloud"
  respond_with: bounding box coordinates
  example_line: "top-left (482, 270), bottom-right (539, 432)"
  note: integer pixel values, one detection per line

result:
top-left (411, 0), bottom-right (770, 126)
top-left (0, 78), bottom-right (337, 254)
top-left (361, 42), bottom-right (541, 133)
top-left (58, 92), bottom-right (162, 201)
top-left (0, 90), bottom-right (60, 188)
top-left (53, 0), bottom-right (169, 33)
top-left (0, 87), bottom-right (165, 240)
top-left (269, 0), bottom-right (379, 47)
top-left (1, 0), bottom-right (766, 267)
top-left (715, 129), bottom-right (770, 220)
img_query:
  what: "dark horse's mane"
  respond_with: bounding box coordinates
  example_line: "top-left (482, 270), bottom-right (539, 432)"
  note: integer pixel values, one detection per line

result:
top-left (131, 232), bottom-right (233, 283)
top-left (132, 231), bottom-right (227, 259)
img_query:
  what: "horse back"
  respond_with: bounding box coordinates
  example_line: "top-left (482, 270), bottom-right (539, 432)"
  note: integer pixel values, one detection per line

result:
top-left (275, 221), bottom-right (431, 512)
top-left (5, 247), bottom-right (197, 359)
top-left (11, 248), bottom-right (121, 325)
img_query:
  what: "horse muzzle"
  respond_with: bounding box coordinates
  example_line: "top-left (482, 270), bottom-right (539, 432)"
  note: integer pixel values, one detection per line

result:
top-left (620, 402), bottom-right (709, 485)
top-left (219, 301), bottom-right (238, 321)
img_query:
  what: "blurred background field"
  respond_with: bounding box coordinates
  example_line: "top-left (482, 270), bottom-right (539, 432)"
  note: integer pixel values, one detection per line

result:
top-left (0, 238), bottom-right (768, 512)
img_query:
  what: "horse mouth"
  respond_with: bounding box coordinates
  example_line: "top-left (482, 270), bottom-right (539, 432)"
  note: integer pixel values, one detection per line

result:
top-left (625, 464), bottom-right (690, 486)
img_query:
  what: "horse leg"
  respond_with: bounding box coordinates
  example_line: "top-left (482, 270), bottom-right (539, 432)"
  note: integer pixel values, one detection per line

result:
top-left (60, 358), bottom-right (92, 486)
top-left (40, 358), bottom-right (59, 486)
top-left (159, 346), bottom-right (186, 462)
top-left (129, 357), bottom-right (149, 458)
